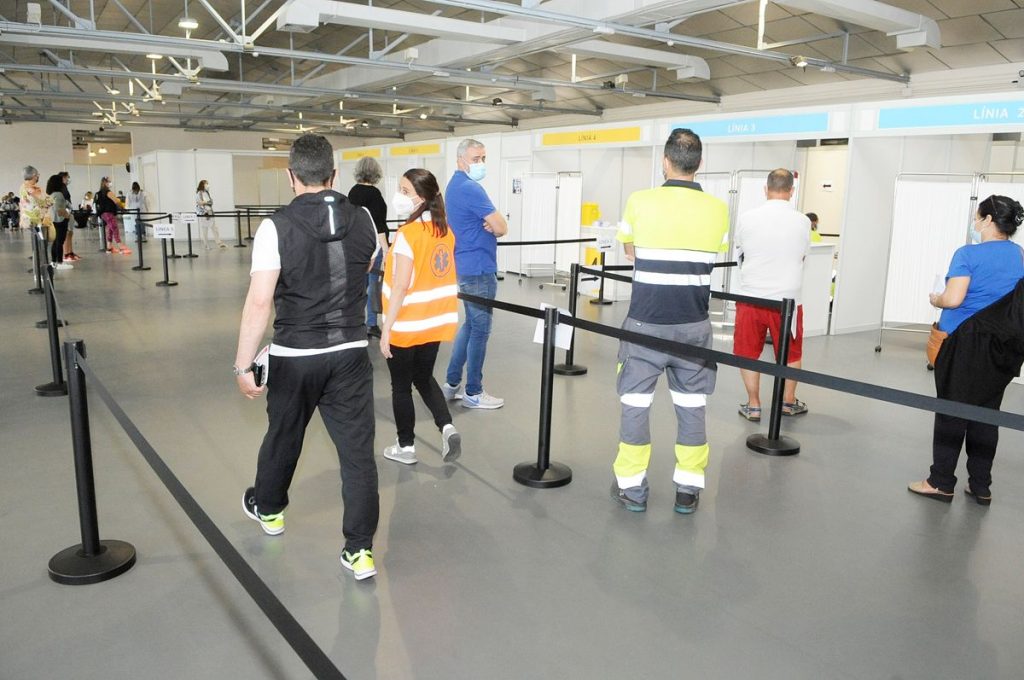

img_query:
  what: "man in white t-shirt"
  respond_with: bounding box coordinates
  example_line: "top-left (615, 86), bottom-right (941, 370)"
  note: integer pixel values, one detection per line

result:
top-left (733, 168), bottom-right (811, 421)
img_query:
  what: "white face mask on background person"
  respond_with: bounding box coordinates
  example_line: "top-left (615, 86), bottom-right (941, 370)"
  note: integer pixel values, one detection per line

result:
top-left (467, 162), bottom-right (487, 182)
top-left (392, 192), bottom-right (417, 217)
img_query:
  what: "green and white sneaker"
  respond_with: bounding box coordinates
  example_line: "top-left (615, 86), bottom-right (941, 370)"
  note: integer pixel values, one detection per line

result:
top-left (340, 548), bottom-right (377, 580)
top-left (242, 487), bottom-right (284, 536)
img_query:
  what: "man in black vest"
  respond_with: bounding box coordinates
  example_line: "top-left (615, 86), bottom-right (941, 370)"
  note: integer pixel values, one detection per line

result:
top-left (234, 134), bottom-right (381, 580)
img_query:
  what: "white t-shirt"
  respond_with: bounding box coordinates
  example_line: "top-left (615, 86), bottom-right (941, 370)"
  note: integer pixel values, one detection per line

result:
top-left (734, 199), bottom-right (811, 303)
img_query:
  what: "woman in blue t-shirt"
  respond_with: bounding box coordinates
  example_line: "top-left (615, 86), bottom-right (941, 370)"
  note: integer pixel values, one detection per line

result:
top-left (910, 195), bottom-right (1024, 504)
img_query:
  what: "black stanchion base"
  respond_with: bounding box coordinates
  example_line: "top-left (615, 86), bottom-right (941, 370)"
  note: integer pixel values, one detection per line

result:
top-left (746, 434), bottom-right (800, 457)
top-left (35, 381), bottom-right (68, 397)
top-left (589, 298), bottom-right (613, 306)
top-left (233, 244), bottom-right (247, 248)
top-left (156, 281), bottom-right (179, 287)
top-left (553, 363), bottom-right (588, 376)
top-left (48, 540), bottom-right (136, 585)
top-left (131, 265), bottom-right (152, 272)
top-left (27, 288), bottom-right (43, 295)
top-left (244, 236), bottom-right (255, 241)
top-left (496, 274), bottom-right (505, 281)
top-left (35, 319), bottom-right (68, 329)
top-left (513, 461), bottom-right (573, 488)
top-left (168, 254), bottom-right (183, 259)
top-left (182, 253), bottom-right (199, 259)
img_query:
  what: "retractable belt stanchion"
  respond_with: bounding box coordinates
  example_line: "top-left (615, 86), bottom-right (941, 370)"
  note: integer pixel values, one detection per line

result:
top-left (589, 251), bottom-right (613, 306)
top-left (514, 305), bottom-right (573, 488)
top-left (131, 214), bottom-right (150, 272)
top-left (183, 214), bottom-right (198, 258)
top-left (156, 231), bottom-right (179, 288)
top-left (28, 226), bottom-right (44, 295)
top-left (168, 213), bottom-right (181, 258)
top-left (48, 340), bottom-right (136, 585)
top-left (35, 273), bottom-right (69, 397)
top-left (234, 210), bottom-right (247, 248)
top-left (35, 260), bottom-right (68, 328)
top-left (553, 263), bottom-right (588, 376)
top-left (746, 297), bottom-right (800, 456)
top-left (97, 215), bottom-right (108, 253)
top-left (245, 207), bottom-right (254, 241)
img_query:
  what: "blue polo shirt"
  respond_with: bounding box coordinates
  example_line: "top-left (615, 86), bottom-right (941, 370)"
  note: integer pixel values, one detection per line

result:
top-left (938, 240), bottom-right (1024, 333)
top-left (445, 170), bottom-right (498, 276)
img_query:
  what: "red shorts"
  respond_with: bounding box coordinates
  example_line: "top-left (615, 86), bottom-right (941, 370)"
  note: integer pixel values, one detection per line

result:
top-left (733, 302), bottom-right (803, 363)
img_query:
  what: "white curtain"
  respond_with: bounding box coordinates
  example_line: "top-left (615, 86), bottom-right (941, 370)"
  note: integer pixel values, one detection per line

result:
top-left (883, 180), bottom-right (973, 325)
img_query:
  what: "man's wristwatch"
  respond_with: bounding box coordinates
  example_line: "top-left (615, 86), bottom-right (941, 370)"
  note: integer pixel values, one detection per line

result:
top-left (232, 364), bottom-right (253, 376)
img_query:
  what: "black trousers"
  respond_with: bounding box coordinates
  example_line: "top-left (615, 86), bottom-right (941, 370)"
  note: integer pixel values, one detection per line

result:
top-left (254, 348), bottom-right (378, 552)
top-left (51, 220), bottom-right (69, 263)
top-left (928, 391), bottom-right (1004, 496)
top-left (385, 342), bottom-right (452, 447)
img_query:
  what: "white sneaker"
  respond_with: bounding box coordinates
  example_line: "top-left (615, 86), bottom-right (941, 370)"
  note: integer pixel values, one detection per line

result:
top-left (440, 382), bottom-right (463, 401)
top-left (440, 424), bottom-right (461, 462)
top-left (462, 391), bottom-right (504, 410)
top-left (383, 441), bottom-right (417, 465)
top-left (52, 262), bottom-right (73, 270)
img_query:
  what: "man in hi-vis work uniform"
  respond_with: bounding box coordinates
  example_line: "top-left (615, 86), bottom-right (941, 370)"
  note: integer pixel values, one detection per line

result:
top-left (612, 128), bottom-right (729, 515)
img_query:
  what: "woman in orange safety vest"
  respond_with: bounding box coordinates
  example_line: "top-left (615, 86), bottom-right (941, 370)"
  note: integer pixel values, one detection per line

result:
top-left (379, 168), bottom-right (461, 465)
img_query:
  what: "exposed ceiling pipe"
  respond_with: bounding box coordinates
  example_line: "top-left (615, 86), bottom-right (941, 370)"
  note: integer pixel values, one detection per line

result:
top-left (415, 0), bottom-right (910, 84)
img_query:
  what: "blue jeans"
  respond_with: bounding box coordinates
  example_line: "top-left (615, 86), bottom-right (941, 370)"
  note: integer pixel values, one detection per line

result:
top-left (366, 251), bottom-right (383, 327)
top-left (446, 273), bottom-right (497, 397)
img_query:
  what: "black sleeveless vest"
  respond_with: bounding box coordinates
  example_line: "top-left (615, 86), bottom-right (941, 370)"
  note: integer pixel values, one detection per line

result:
top-left (271, 190), bottom-right (377, 349)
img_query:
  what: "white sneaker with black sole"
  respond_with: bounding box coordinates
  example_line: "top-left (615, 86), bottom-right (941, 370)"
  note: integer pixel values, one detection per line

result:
top-left (383, 441), bottom-right (417, 465)
top-left (440, 424), bottom-right (461, 462)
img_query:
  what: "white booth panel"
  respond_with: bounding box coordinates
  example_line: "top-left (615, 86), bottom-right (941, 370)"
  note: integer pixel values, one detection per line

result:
top-left (802, 244), bottom-right (835, 338)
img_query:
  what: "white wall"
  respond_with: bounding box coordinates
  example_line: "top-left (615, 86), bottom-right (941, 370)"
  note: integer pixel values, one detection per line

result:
top-left (0, 123), bottom-right (74, 198)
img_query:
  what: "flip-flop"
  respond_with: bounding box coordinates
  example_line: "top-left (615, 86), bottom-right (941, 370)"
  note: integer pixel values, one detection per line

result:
top-left (738, 403), bottom-right (761, 422)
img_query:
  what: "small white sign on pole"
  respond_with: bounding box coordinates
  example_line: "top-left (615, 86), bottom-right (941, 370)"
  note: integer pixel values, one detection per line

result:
top-left (153, 224), bottom-right (176, 239)
top-left (532, 303), bottom-right (574, 350)
top-left (180, 212), bottom-right (198, 224)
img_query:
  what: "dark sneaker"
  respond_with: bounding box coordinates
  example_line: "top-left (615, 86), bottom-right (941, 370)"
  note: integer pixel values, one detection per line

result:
top-left (611, 482), bottom-right (647, 512)
top-left (367, 325), bottom-right (382, 338)
top-left (674, 490), bottom-right (700, 514)
top-left (242, 487), bottom-right (285, 535)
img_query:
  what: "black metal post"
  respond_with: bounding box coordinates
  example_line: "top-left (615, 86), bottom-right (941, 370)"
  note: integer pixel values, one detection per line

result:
top-left (168, 231), bottom-right (181, 259)
top-left (35, 274), bottom-right (68, 397)
top-left (183, 215), bottom-right (198, 258)
top-left (554, 263), bottom-right (587, 376)
top-left (245, 207), bottom-right (254, 241)
top-left (28, 227), bottom-right (44, 294)
top-left (589, 251), bottom-right (613, 306)
top-left (156, 237), bottom-right (179, 287)
top-left (234, 210), bottom-right (246, 248)
top-left (36, 260), bottom-right (68, 328)
top-left (131, 215), bottom-right (150, 271)
top-left (48, 340), bottom-right (136, 585)
top-left (513, 306), bottom-right (573, 488)
top-left (746, 297), bottom-right (800, 456)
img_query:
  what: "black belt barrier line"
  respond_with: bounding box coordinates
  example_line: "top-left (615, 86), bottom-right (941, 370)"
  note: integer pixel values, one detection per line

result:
top-left (599, 262), bottom-right (737, 273)
top-left (497, 237), bottom-right (597, 247)
top-left (35, 273), bottom-right (68, 397)
top-left (458, 293), bottom-right (1024, 432)
top-left (576, 266), bottom-right (783, 309)
top-left (72, 353), bottom-right (348, 680)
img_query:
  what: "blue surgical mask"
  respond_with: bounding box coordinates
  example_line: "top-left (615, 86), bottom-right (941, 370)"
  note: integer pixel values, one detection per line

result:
top-left (467, 162), bottom-right (486, 182)
top-left (970, 226), bottom-right (982, 244)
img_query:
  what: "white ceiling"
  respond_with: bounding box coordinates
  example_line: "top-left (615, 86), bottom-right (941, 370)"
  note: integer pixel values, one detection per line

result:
top-left (0, 0), bottom-right (1021, 139)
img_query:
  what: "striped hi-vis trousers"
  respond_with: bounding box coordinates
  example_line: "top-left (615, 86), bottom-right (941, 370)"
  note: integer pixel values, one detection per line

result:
top-left (614, 316), bottom-right (716, 492)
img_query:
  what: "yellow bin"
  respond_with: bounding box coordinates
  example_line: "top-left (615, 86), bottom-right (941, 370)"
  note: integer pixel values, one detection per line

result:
top-left (581, 202), bottom-right (600, 226)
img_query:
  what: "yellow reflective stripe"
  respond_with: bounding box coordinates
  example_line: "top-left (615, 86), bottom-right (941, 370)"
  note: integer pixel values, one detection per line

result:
top-left (614, 442), bottom-right (652, 479)
top-left (674, 443), bottom-right (709, 480)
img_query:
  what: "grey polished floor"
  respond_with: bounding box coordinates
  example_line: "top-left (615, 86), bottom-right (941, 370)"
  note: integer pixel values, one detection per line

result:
top-left (3, 228), bottom-right (1024, 680)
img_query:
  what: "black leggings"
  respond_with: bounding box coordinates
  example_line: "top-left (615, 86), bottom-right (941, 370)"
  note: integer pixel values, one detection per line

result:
top-left (51, 220), bottom-right (69, 263)
top-left (928, 391), bottom-right (1004, 496)
top-left (385, 342), bottom-right (452, 447)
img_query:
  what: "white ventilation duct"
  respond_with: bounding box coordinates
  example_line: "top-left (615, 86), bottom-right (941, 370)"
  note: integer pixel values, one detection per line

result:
top-left (277, 0), bottom-right (525, 44)
top-left (778, 0), bottom-right (940, 50)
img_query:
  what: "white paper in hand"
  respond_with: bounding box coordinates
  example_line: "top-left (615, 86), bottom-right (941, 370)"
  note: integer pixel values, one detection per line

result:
top-left (533, 303), bottom-right (574, 350)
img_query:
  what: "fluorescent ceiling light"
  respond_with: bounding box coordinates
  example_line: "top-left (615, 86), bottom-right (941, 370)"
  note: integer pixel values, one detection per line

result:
top-left (178, 17), bottom-right (199, 30)
top-left (88, 151), bottom-right (96, 157)
top-left (146, 53), bottom-right (163, 60)
top-left (98, 147), bottom-right (108, 154)
top-left (790, 55), bottom-right (808, 68)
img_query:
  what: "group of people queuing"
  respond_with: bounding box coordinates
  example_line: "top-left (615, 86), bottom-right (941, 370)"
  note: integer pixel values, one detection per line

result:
top-left (233, 134), bottom-right (507, 580)
top-left (230, 129), bottom-right (1023, 583)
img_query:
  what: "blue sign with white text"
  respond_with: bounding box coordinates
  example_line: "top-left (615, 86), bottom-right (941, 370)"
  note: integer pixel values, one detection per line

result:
top-left (878, 101), bottom-right (1024, 129)
top-left (672, 112), bottom-right (830, 138)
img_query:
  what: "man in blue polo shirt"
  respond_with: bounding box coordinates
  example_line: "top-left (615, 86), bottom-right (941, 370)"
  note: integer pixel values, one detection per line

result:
top-left (442, 138), bottom-right (509, 409)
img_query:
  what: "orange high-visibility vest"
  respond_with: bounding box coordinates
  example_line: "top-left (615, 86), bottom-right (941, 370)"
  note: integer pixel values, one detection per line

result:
top-left (382, 218), bottom-right (458, 348)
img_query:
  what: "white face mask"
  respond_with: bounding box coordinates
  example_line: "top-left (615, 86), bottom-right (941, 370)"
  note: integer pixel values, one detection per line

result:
top-left (392, 192), bottom-right (417, 217)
